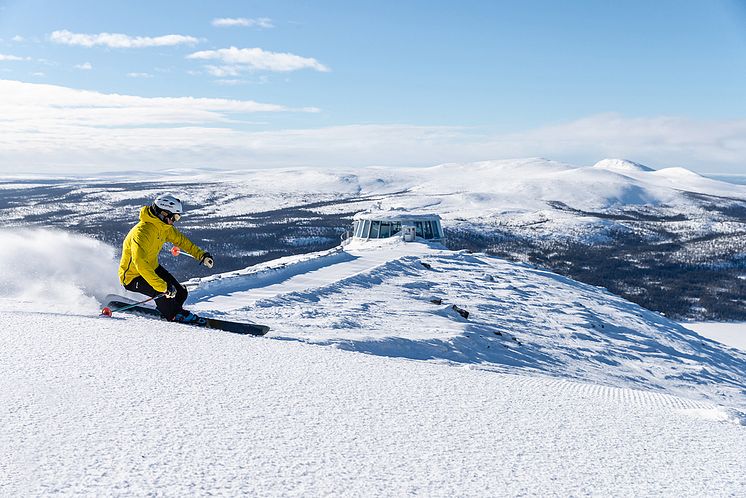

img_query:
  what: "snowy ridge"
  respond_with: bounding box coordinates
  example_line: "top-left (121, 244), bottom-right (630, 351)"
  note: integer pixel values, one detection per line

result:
top-left (183, 245), bottom-right (345, 291)
top-left (183, 238), bottom-right (746, 411)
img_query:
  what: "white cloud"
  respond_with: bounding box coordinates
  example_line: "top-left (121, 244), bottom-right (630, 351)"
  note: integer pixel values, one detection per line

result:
top-left (0, 80), bottom-right (744, 175)
top-left (188, 46), bottom-right (330, 72)
top-left (126, 72), bottom-right (153, 78)
top-left (493, 113), bottom-right (746, 169)
top-left (0, 79), bottom-right (320, 171)
top-left (0, 54), bottom-right (30, 61)
top-left (205, 65), bottom-right (242, 77)
top-left (75, 62), bottom-right (92, 70)
top-left (11, 35), bottom-right (24, 42)
top-left (0, 79), bottom-right (313, 122)
top-left (212, 17), bottom-right (274, 28)
top-left (50, 30), bottom-right (199, 48)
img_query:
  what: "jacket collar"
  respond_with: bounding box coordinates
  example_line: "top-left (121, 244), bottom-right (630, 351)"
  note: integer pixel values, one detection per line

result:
top-left (139, 206), bottom-right (171, 232)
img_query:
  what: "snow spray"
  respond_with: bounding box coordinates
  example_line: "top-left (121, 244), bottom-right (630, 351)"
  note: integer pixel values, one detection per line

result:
top-left (0, 228), bottom-right (122, 313)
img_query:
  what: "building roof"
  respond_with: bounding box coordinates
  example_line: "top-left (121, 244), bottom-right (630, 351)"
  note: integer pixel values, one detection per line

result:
top-left (353, 211), bottom-right (441, 222)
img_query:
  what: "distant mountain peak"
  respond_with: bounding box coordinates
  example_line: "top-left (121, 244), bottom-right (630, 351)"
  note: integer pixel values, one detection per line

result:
top-left (652, 166), bottom-right (704, 179)
top-left (592, 158), bottom-right (655, 173)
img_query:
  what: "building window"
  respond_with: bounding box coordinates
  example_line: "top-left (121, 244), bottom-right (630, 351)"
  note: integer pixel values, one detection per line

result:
top-left (420, 221), bottom-right (429, 239)
top-left (355, 218), bottom-right (440, 239)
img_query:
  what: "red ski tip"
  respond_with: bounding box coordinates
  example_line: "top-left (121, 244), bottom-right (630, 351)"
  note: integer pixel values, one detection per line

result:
top-left (171, 246), bottom-right (181, 256)
top-left (101, 307), bottom-right (113, 317)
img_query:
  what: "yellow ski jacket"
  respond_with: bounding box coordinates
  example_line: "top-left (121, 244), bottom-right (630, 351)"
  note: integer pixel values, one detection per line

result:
top-left (118, 206), bottom-right (206, 292)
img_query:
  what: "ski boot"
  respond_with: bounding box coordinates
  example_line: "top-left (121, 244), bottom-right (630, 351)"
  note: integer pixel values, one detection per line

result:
top-left (172, 310), bottom-right (208, 326)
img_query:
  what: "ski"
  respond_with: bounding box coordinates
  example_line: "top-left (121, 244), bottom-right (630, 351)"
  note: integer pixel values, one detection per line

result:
top-left (102, 297), bottom-right (269, 336)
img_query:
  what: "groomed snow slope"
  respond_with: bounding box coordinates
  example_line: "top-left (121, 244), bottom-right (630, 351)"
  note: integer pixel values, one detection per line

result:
top-left (2, 313), bottom-right (745, 496)
top-left (1, 232), bottom-right (745, 495)
top-left (0, 313), bottom-right (746, 496)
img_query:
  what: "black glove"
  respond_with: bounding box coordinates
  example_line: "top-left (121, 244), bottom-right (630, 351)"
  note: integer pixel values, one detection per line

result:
top-left (164, 283), bottom-right (177, 299)
top-left (200, 252), bottom-right (214, 269)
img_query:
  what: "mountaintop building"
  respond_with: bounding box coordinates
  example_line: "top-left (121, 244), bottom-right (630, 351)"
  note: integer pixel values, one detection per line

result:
top-left (349, 211), bottom-right (444, 242)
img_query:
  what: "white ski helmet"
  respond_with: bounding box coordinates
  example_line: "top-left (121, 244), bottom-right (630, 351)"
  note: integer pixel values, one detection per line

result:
top-left (152, 194), bottom-right (183, 220)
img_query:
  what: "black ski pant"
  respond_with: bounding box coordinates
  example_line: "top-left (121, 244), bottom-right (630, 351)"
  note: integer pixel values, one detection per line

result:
top-left (124, 266), bottom-right (187, 320)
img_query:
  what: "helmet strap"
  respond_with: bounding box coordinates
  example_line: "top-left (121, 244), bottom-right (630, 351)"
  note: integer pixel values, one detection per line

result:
top-left (150, 205), bottom-right (170, 224)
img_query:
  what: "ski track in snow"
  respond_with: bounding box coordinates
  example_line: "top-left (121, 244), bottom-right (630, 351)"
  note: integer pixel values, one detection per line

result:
top-left (1, 312), bottom-right (745, 497)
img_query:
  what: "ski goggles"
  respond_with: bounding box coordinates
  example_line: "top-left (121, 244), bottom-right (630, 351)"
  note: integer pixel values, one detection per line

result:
top-left (160, 210), bottom-right (181, 222)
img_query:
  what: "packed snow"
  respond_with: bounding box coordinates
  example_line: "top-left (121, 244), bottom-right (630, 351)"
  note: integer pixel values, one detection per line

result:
top-left (2, 312), bottom-right (744, 496)
top-left (1, 228), bottom-right (745, 495)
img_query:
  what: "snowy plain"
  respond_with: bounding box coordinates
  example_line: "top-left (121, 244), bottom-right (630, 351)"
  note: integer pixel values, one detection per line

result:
top-left (1, 227), bottom-right (745, 496)
top-left (683, 322), bottom-right (746, 352)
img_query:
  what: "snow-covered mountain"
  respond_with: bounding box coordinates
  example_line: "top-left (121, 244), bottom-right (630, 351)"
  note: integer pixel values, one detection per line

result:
top-left (1, 157), bottom-right (744, 320)
top-left (0, 227), bottom-right (744, 495)
top-left (3, 157), bottom-right (744, 220)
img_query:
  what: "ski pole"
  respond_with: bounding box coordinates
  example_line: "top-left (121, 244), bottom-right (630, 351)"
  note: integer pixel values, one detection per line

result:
top-left (172, 246), bottom-right (213, 271)
top-left (171, 247), bottom-right (208, 289)
top-left (171, 246), bottom-right (207, 290)
top-left (100, 293), bottom-right (164, 317)
top-left (171, 246), bottom-right (196, 259)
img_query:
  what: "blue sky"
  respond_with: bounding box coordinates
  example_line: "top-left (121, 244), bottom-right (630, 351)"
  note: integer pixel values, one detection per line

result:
top-left (0, 0), bottom-right (745, 174)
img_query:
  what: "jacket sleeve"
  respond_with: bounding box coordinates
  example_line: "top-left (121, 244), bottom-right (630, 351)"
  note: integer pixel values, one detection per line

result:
top-left (167, 228), bottom-right (206, 263)
top-left (132, 228), bottom-right (168, 293)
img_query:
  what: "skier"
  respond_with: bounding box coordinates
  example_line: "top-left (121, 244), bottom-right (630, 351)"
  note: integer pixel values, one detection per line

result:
top-left (118, 194), bottom-right (213, 323)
